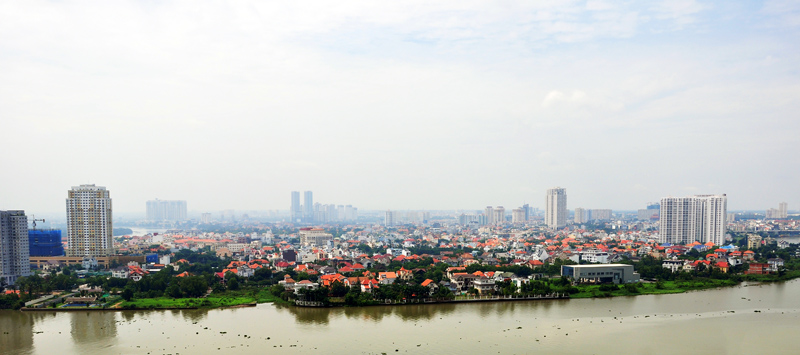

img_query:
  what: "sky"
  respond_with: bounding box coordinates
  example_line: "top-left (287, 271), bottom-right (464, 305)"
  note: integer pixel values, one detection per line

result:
top-left (1, 1), bottom-right (799, 215)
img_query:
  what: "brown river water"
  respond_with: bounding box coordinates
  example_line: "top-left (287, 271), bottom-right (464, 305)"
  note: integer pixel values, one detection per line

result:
top-left (3, 279), bottom-right (800, 354)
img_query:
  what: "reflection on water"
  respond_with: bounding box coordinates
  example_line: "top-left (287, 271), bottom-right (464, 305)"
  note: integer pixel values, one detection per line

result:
top-left (0, 310), bottom-right (34, 352)
top-left (282, 302), bottom-right (462, 324)
top-left (70, 311), bottom-right (117, 346)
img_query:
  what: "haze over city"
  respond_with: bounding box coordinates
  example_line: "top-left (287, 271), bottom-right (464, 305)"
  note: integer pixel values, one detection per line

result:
top-left (2, 1), bottom-right (799, 214)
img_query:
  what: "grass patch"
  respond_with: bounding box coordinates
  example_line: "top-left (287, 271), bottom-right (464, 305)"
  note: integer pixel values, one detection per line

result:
top-left (119, 287), bottom-right (289, 309)
top-left (570, 279), bottom-right (739, 299)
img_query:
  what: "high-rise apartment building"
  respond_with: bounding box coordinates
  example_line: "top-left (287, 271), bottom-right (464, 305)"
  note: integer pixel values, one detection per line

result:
top-left (146, 199), bottom-right (187, 222)
top-left (66, 184), bottom-right (113, 257)
top-left (638, 203), bottom-right (660, 221)
top-left (303, 191), bottom-right (313, 222)
top-left (484, 206), bottom-right (494, 225)
top-left (545, 187), bottom-right (567, 228)
top-left (0, 210), bottom-right (31, 285)
top-left (385, 210), bottom-right (395, 227)
top-left (591, 209), bottom-right (613, 221)
top-left (493, 206), bottom-right (506, 225)
top-left (512, 208), bottom-right (526, 224)
top-left (290, 191), bottom-right (301, 222)
top-left (574, 207), bottom-right (588, 224)
top-left (779, 202), bottom-right (788, 219)
top-left (660, 194), bottom-right (727, 245)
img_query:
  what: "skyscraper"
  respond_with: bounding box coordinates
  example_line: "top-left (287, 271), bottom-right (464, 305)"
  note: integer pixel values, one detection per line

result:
top-left (304, 191), bottom-right (313, 222)
top-left (0, 210), bottom-right (30, 285)
top-left (146, 199), bottom-right (187, 222)
top-left (779, 202), bottom-right (788, 219)
top-left (493, 206), bottom-right (506, 225)
top-left (290, 191), bottom-right (301, 222)
top-left (660, 194), bottom-right (727, 245)
top-left (545, 187), bottom-right (567, 228)
top-left (512, 208), bottom-right (526, 224)
top-left (66, 184), bottom-right (113, 257)
top-left (484, 206), bottom-right (494, 225)
top-left (385, 210), bottom-right (395, 227)
top-left (574, 207), bottom-right (587, 224)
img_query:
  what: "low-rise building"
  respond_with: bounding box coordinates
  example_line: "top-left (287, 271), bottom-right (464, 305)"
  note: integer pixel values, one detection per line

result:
top-left (561, 264), bottom-right (640, 284)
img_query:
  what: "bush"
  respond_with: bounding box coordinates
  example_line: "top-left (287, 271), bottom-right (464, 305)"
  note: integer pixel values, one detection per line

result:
top-left (599, 284), bottom-right (619, 292)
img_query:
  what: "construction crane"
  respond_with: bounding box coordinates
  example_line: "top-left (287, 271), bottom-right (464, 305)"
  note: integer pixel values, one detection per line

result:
top-left (31, 216), bottom-right (45, 230)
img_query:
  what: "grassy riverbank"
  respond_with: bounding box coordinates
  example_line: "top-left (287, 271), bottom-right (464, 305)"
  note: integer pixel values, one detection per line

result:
top-left (119, 289), bottom-right (285, 309)
top-left (570, 278), bottom-right (781, 299)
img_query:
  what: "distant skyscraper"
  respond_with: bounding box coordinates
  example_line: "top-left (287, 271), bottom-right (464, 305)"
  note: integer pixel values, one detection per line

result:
top-left (385, 210), bottom-right (395, 227)
top-left (512, 208), bottom-right (525, 223)
top-left (146, 199), bottom-right (187, 222)
top-left (779, 202), bottom-right (788, 219)
top-left (574, 207), bottom-right (587, 224)
top-left (290, 191), bottom-right (301, 222)
top-left (660, 194), bottom-right (727, 245)
top-left (545, 187), bottom-right (567, 228)
top-left (0, 210), bottom-right (31, 285)
top-left (522, 203), bottom-right (530, 221)
top-left (303, 191), bottom-right (313, 222)
top-left (493, 206), bottom-right (506, 225)
top-left (66, 184), bottom-right (113, 257)
top-left (484, 206), bottom-right (494, 225)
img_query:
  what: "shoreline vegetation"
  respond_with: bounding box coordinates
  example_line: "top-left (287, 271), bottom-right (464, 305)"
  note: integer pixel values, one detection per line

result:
top-left (19, 272), bottom-right (800, 311)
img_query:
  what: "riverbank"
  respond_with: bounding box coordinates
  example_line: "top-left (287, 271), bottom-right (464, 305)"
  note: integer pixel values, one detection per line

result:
top-left (20, 273), bottom-right (800, 311)
top-left (116, 289), bottom-right (282, 310)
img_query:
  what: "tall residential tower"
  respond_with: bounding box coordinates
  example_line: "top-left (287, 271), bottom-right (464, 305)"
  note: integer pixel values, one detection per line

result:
top-left (545, 187), bottom-right (567, 228)
top-left (660, 194), bottom-right (727, 245)
top-left (0, 210), bottom-right (31, 285)
top-left (66, 184), bottom-right (113, 257)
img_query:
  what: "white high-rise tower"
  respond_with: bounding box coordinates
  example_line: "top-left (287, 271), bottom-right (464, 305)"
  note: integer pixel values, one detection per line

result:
top-left (545, 187), bottom-right (567, 228)
top-left (66, 184), bottom-right (113, 257)
top-left (660, 194), bottom-right (727, 245)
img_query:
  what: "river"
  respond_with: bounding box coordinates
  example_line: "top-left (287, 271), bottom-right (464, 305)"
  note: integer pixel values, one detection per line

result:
top-left (3, 280), bottom-right (800, 354)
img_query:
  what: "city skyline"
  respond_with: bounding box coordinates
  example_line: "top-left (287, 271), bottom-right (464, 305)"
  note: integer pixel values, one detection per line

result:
top-left (2, 2), bottom-right (800, 214)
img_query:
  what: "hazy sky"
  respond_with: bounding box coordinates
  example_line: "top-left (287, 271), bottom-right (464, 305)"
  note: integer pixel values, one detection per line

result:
top-left (1, 1), bottom-right (799, 214)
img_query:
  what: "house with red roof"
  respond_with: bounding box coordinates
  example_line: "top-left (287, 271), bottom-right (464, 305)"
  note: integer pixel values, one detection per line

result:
top-left (361, 279), bottom-right (379, 293)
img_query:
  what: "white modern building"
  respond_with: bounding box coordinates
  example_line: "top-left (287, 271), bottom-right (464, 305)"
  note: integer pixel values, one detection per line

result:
top-left (512, 208), bottom-right (526, 224)
top-left (66, 184), bottom-right (114, 257)
top-left (146, 199), bottom-right (187, 222)
top-left (545, 187), bottom-right (567, 228)
top-left (493, 206), bottom-right (506, 225)
top-left (299, 228), bottom-right (334, 246)
top-left (659, 194), bottom-right (727, 245)
top-left (0, 210), bottom-right (31, 285)
top-left (484, 206), bottom-right (494, 225)
top-left (574, 207), bottom-right (588, 224)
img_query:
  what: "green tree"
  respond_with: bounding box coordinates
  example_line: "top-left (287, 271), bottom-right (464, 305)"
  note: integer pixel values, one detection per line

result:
top-left (121, 288), bottom-right (134, 301)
